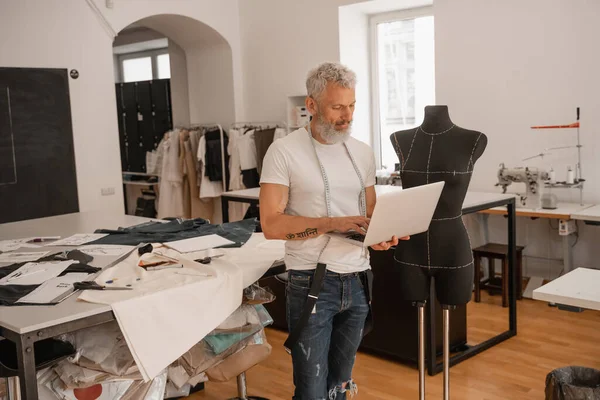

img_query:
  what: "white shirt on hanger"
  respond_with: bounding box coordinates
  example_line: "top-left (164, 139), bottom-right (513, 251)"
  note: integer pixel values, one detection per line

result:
top-left (197, 135), bottom-right (224, 199)
top-left (237, 130), bottom-right (258, 170)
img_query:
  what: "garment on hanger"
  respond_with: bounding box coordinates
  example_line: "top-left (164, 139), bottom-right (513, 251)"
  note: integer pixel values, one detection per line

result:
top-left (157, 130), bottom-right (185, 219)
top-left (204, 129), bottom-right (229, 182)
top-left (253, 128), bottom-right (276, 175)
top-left (184, 138), bottom-right (214, 220)
top-left (237, 130), bottom-right (257, 170)
top-left (179, 131), bottom-right (192, 219)
top-left (227, 129), bottom-right (249, 221)
top-left (197, 135), bottom-right (224, 199)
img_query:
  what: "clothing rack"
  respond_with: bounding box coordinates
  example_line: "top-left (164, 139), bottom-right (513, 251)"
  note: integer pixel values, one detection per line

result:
top-left (188, 123), bottom-right (227, 192)
top-left (231, 121), bottom-right (288, 133)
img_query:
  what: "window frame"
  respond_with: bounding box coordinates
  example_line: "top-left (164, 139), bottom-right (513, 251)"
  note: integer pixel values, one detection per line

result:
top-left (118, 48), bottom-right (170, 83)
top-left (369, 6), bottom-right (434, 169)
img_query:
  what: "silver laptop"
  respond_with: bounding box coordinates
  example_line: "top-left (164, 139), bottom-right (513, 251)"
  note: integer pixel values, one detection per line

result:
top-left (328, 181), bottom-right (445, 247)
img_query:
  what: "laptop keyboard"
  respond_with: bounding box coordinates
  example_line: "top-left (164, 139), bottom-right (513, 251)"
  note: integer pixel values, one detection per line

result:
top-left (346, 233), bottom-right (366, 242)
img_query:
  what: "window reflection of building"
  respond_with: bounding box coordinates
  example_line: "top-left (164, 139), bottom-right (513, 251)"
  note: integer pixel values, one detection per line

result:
top-left (381, 19), bottom-right (416, 125)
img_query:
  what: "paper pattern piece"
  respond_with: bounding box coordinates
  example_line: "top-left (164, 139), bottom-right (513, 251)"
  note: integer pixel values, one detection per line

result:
top-left (165, 234), bottom-right (234, 253)
top-left (0, 251), bottom-right (50, 263)
top-left (0, 261), bottom-right (74, 286)
top-left (0, 238), bottom-right (40, 253)
top-left (16, 272), bottom-right (90, 304)
top-left (78, 244), bottom-right (134, 257)
top-left (44, 233), bottom-right (108, 247)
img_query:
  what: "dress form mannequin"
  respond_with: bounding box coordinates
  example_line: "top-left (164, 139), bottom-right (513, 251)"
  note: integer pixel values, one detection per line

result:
top-left (389, 105), bottom-right (487, 400)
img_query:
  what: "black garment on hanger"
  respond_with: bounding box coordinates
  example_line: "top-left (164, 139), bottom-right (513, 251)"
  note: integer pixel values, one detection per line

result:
top-left (242, 168), bottom-right (260, 189)
top-left (204, 129), bottom-right (230, 182)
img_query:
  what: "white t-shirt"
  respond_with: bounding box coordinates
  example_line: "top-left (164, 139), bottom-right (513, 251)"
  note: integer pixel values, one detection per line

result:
top-left (260, 128), bottom-right (376, 273)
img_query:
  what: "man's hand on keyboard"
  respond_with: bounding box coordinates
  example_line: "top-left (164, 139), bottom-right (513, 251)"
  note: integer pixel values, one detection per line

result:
top-left (370, 235), bottom-right (410, 251)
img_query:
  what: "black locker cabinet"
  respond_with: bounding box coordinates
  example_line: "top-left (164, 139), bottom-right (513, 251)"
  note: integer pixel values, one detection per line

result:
top-left (115, 79), bottom-right (173, 173)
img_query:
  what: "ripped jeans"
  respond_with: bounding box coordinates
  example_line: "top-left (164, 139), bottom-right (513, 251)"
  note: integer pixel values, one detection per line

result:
top-left (286, 269), bottom-right (370, 400)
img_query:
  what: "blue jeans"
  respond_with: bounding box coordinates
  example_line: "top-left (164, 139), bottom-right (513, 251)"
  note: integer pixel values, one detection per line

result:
top-left (286, 269), bottom-right (370, 400)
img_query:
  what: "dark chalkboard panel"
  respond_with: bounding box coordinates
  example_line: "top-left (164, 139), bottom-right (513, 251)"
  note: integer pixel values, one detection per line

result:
top-left (0, 68), bottom-right (79, 223)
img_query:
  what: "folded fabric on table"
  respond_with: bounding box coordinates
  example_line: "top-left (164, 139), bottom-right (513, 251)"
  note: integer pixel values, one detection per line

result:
top-left (78, 247), bottom-right (244, 382)
top-left (90, 218), bottom-right (258, 248)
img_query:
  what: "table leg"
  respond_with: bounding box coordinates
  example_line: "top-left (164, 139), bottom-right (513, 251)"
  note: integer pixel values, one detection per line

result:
top-left (507, 200), bottom-right (517, 334)
top-left (221, 196), bottom-right (230, 223)
top-left (562, 232), bottom-right (574, 274)
top-left (16, 334), bottom-right (38, 400)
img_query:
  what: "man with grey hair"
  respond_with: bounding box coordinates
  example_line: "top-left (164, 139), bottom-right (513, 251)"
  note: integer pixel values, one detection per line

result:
top-left (259, 62), bottom-right (407, 399)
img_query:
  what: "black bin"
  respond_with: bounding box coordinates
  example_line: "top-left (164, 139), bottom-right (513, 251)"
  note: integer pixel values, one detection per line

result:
top-left (546, 366), bottom-right (600, 399)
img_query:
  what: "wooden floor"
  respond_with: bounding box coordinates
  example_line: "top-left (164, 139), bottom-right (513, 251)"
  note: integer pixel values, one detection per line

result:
top-left (188, 292), bottom-right (600, 399)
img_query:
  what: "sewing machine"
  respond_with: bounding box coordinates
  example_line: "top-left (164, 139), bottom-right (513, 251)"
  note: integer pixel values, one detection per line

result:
top-left (496, 163), bottom-right (552, 208)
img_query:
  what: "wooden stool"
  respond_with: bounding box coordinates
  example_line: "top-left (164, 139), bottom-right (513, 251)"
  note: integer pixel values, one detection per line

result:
top-left (472, 243), bottom-right (524, 307)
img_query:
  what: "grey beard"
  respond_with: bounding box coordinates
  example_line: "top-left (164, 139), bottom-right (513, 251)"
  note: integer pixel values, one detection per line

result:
top-left (315, 115), bottom-right (352, 144)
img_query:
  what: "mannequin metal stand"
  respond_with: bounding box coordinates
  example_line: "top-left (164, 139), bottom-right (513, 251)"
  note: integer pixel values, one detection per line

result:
top-left (228, 372), bottom-right (269, 400)
top-left (442, 304), bottom-right (456, 400)
top-left (414, 301), bottom-right (426, 400)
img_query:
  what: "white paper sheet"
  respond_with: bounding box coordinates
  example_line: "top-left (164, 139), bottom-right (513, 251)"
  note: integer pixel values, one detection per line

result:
top-left (44, 233), bottom-right (108, 247)
top-left (164, 234), bottom-right (234, 253)
top-left (78, 244), bottom-right (134, 257)
top-left (0, 251), bottom-right (50, 263)
top-left (0, 261), bottom-right (74, 285)
top-left (16, 272), bottom-right (90, 304)
top-left (0, 238), bottom-right (40, 253)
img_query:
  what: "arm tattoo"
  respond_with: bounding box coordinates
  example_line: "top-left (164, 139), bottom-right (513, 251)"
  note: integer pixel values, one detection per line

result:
top-left (285, 228), bottom-right (318, 240)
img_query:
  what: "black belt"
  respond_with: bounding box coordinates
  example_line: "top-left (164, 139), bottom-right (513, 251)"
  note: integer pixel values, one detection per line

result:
top-left (283, 263), bottom-right (374, 354)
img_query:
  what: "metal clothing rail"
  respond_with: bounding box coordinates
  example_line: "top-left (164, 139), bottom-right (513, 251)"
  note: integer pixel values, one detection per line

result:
top-left (231, 121), bottom-right (288, 133)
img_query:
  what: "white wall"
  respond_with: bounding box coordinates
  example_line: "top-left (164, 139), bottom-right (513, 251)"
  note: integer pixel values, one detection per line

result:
top-left (434, 0), bottom-right (600, 274)
top-left (339, 6), bottom-right (371, 145)
top-left (168, 39), bottom-right (191, 127)
top-left (239, 0), bottom-right (364, 124)
top-left (187, 44), bottom-right (236, 127)
top-left (0, 0), bottom-right (243, 215)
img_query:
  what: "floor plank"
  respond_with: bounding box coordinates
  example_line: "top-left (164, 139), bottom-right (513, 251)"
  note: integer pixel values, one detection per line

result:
top-left (187, 292), bottom-right (600, 399)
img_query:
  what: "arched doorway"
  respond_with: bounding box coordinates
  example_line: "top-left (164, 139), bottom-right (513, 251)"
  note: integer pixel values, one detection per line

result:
top-left (114, 14), bottom-right (235, 218)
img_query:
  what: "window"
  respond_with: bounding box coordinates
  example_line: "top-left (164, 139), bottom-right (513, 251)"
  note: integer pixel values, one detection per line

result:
top-left (156, 54), bottom-right (171, 79)
top-left (371, 8), bottom-right (435, 171)
top-left (122, 57), bottom-right (153, 83)
top-left (119, 50), bottom-right (171, 83)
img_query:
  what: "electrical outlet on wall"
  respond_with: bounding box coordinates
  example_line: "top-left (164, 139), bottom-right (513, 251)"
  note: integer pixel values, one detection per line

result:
top-left (101, 187), bottom-right (115, 196)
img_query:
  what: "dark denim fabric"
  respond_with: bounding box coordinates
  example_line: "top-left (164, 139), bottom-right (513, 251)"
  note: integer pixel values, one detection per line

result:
top-left (286, 269), bottom-right (369, 400)
top-left (91, 218), bottom-right (258, 247)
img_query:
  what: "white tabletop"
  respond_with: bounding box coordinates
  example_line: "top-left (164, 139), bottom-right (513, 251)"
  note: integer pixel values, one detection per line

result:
top-left (0, 212), bottom-right (282, 335)
top-left (533, 267), bottom-right (600, 311)
top-left (481, 200), bottom-right (593, 219)
top-left (0, 211), bottom-right (156, 241)
top-left (0, 212), bottom-right (155, 334)
top-left (571, 204), bottom-right (600, 222)
top-left (223, 187), bottom-right (516, 211)
top-left (462, 192), bottom-right (517, 210)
